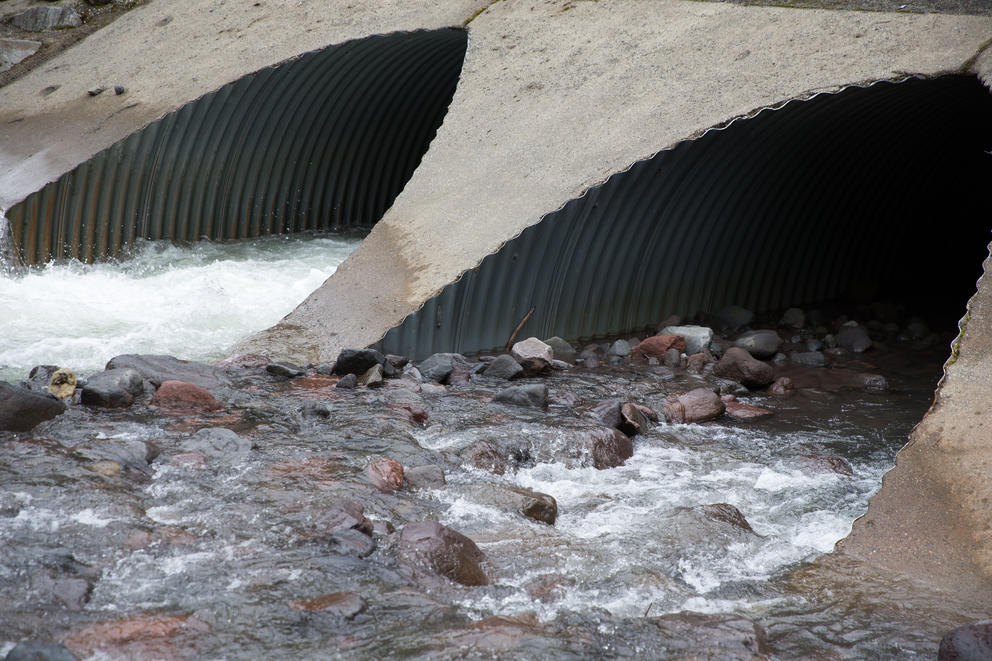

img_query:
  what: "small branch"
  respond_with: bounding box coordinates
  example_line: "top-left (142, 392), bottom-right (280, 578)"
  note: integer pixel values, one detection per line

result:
top-left (505, 307), bottom-right (535, 351)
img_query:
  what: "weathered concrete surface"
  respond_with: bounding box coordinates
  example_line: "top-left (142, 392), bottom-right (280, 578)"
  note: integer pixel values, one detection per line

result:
top-left (238, 0), bottom-right (991, 363)
top-left (838, 247), bottom-right (992, 606)
top-left (0, 0), bottom-right (487, 210)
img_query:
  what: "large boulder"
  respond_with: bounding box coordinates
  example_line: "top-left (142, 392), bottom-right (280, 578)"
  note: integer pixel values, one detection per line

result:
top-left (493, 384), bottom-right (548, 409)
top-left (333, 348), bottom-right (385, 376)
top-left (0, 381), bottom-right (66, 432)
top-left (660, 325), bottom-right (713, 355)
top-left (106, 354), bottom-right (230, 390)
top-left (662, 388), bottom-right (725, 424)
top-left (631, 334), bottom-right (686, 361)
top-left (80, 368), bottom-right (144, 408)
top-left (511, 337), bottom-right (553, 374)
top-left (732, 329), bottom-right (782, 360)
top-left (417, 352), bottom-right (470, 383)
top-left (713, 347), bottom-right (774, 388)
top-left (399, 521), bottom-right (490, 586)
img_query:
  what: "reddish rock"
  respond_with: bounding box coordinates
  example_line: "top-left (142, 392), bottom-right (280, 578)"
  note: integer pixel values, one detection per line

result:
top-left (577, 426), bottom-right (634, 469)
top-left (686, 350), bottom-right (714, 373)
top-left (619, 402), bottom-right (648, 436)
top-left (662, 388), bottom-right (725, 424)
top-left (314, 501), bottom-right (374, 536)
top-left (724, 401), bottom-right (773, 421)
top-left (61, 614), bottom-right (210, 661)
top-left (712, 347), bottom-right (774, 388)
top-left (634, 403), bottom-right (660, 422)
top-left (390, 402), bottom-right (429, 427)
top-left (462, 440), bottom-right (507, 475)
top-left (399, 521), bottom-right (490, 586)
top-left (170, 451), bottom-right (206, 469)
top-left (365, 457), bottom-right (404, 493)
top-left (631, 334), bottom-right (686, 361)
top-left (510, 337), bottom-right (553, 374)
top-left (769, 376), bottom-right (795, 396)
top-left (289, 591), bottom-right (366, 618)
top-left (150, 380), bottom-right (223, 413)
top-left (215, 353), bottom-right (269, 368)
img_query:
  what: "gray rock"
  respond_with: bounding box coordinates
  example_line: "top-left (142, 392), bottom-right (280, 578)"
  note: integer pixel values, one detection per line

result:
top-left (493, 384), bottom-right (548, 409)
top-left (106, 354), bottom-right (230, 390)
top-left (837, 324), bottom-right (872, 353)
top-left (4, 642), bottom-right (78, 661)
top-left (608, 339), bottom-right (631, 357)
top-left (712, 305), bottom-right (754, 332)
top-left (0, 38), bottom-right (41, 74)
top-left (663, 347), bottom-right (681, 369)
top-left (0, 382), bottom-right (67, 431)
top-left (406, 465), bottom-right (446, 489)
top-left (20, 364), bottom-right (60, 392)
top-left (660, 325), bottom-right (714, 355)
top-left (572, 426), bottom-right (633, 469)
top-left (266, 361), bottom-right (305, 378)
top-left (300, 401), bottom-right (332, 418)
top-left (328, 527), bottom-right (376, 558)
top-left (590, 399), bottom-right (622, 428)
top-left (335, 373), bottom-right (358, 389)
top-left (333, 348), bottom-right (385, 376)
top-left (511, 337), bottom-right (553, 374)
top-left (713, 347), bottom-right (773, 389)
top-left (461, 440), bottom-right (507, 475)
top-left (11, 6), bottom-right (82, 32)
top-left (468, 484), bottom-right (558, 525)
top-left (550, 359), bottom-right (570, 370)
top-left (544, 336), bottom-right (576, 363)
top-left (358, 363), bottom-right (384, 387)
top-left (483, 354), bottom-right (523, 380)
top-left (76, 439), bottom-right (153, 474)
top-left (733, 329), bottom-right (782, 359)
top-left (938, 620), bottom-right (992, 661)
top-left (418, 352), bottom-right (469, 383)
top-left (789, 350), bottom-right (826, 367)
top-left (863, 373), bottom-right (888, 393)
top-left (780, 307), bottom-right (805, 329)
top-left (80, 368), bottom-right (144, 408)
top-left (315, 362), bottom-right (335, 375)
top-left (180, 428), bottom-right (251, 460)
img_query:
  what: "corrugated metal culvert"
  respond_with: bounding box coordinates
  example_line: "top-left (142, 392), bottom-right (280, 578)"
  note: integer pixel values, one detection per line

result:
top-left (378, 74), bottom-right (992, 359)
top-left (6, 28), bottom-right (468, 265)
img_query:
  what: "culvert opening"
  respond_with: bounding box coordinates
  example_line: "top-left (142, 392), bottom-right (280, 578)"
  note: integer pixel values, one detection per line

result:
top-left (3, 28), bottom-right (468, 265)
top-left (379, 73), bottom-right (992, 360)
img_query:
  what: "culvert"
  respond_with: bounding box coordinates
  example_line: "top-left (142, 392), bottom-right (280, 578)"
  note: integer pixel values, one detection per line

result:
top-left (4, 28), bottom-right (468, 265)
top-left (376, 74), bottom-right (992, 359)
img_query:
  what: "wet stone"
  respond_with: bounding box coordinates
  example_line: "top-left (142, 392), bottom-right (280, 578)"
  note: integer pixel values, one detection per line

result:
top-left (724, 400), bottom-right (773, 421)
top-left (573, 426), bottom-right (633, 469)
top-left (365, 457), bottom-right (404, 492)
top-left (4, 642), bottom-right (78, 661)
top-left (215, 353), bottom-right (270, 368)
top-left (837, 323), bottom-right (872, 353)
top-left (608, 339), bottom-right (631, 357)
top-left (663, 347), bottom-right (682, 369)
top-left (462, 440), bottom-right (508, 475)
top-left (0, 381), bottom-right (66, 431)
top-left (769, 376), bottom-right (795, 396)
top-left (335, 373), bottom-right (358, 389)
top-left (179, 428), bottom-right (250, 460)
top-left (333, 348), bottom-right (385, 376)
top-left (22, 364), bottom-right (60, 392)
top-left (314, 501), bottom-right (373, 537)
top-left (300, 401), bottom-right (332, 418)
top-left (733, 329), bottom-right (782, 360)
top-left (481, 354), bottom-right (522, 380)
top-left (358, 363), bottom-right (384, 387)
top-left (863, 373), bottom-right (889, 393)
top-left (713, 347), bottom-right (773, 389)
top-left (405, 464), bottom-right (446, 489)
top-left (289, 591), bottom-right (366, 618)
top-left (80, 368), bottom-right (144, 408)
top-left (493, 383), bottom-right (548, 409)
top-left (150, 380), bottom-right (223, 413)
top-left (544, 336), bottom-right (576, 363)
top-left (418, 352), bottom-right (469, 383)
top-left (938, 619), bottom-right (992, 661)
top-left (791, 350), bottom-right (826, 367)
top-left (106, 354), bottom-right (230, 390)
top-left (399, 521), bottom-right (490, 586)
top-left (618, 402), bottom-right (648, 436)
top-left (662, 388), bottom-right (725, 424)
top-left (511, 337), bottom-right (553, 374)
top-left (266, 361), bottom-right (305, 378)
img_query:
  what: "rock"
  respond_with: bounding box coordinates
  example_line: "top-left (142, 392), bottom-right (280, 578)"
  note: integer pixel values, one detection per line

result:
top-left (712, 305), bottom-right (754, 332)
top-left (544, 337), bottom-right (576, 363)
top-left (11, 6), bottom-right (82, 31)
top-left (328, 527), bottom-right (376, 557)
top-left (215, 353), bottom-right (270, 369)
top-left (314, 362), bottom-right (335, 375)
top-left (4, 642), bottom-right (78, 661)
top-left (862, 373), bottom-right (888, 393)
top-left (288, 592), bottom-right (366, 618)
top-left (511, 337), bottom-right (553, 374)
top-left (590, 399), bottom-right (622, 428)
top-left (358, 364), bottom-right (384, 387)
top-left (724, 400), bottom-right (773, 421)
top-left (662, 388), bottom-right (725, 423)
top-left (800, 453), bottom-right (854, 477)
top-left (836, 323), bottom-right (872, 353)
top-left (493, 384), bottom-right (547, 409)
top-left (575, 426), bottom-right (633, 469)
top-left (106, 354), bottom-right (229, 390)
top-left (150, 380), bottom-right (223, 413)
top-left (80, 368), bottom-right (144, 408)
top-left (418, 352), bottom-right (469, 383)
top-left (711, 377), bottom-right (750, 397)
top-left (180, 428), bottom-right (250, 460)
top-left (314, 501), bottom-right (373, 537)
top-left (462, 441), bottom-right (507, 475)
top-left (671, 503), bottom-right (759, 544)
top-left (780, 307), bottom-right (805, 329)
top-left (266, 361), bottom-right (305, 378)
top-left (685, 350), bottom-right (713, 373)
top-left (938, 620), bottom-right (992, 660)
top-left (405, 465), bottom-right (446, 489)
top-left (0, 38), bottom-right (41, 73)
top-left (483, 354), bottom-right (523, 380)
top-left (713, 347), bottom-right (774, 388)
top-left (660, 325), bottom-right (714, 355)
top-left (790, 350), bottom-right (826, 367)
top-left (399, 521), bottom-right (489, 586)
top-left (335, 373), bottom-right (358, 389)
top-left (769, 376), bottom-right (795, 396)
top-left (48, 368), bottom-right (77, 400)
top-left (365, 457), bottom-right (404, 492)
top-left (389, 402), bottom-right (429, 427)
top-left (0, 381), bottom-right (66, 431)
top-left (550, 359), bottom-right (570, 370)
top-left (300, 401), bottom-right (332, 419)
top-left (634, 403), bottom-right (660, 422)
top-left (61, 614), bottom-right (210, 661)
top-left (663, 347), bottom-right (681, 369)
top-left (608, 339), bottom-right (631, 357)
top-left (76, 439), bottom-right (153, 474)
top-left (631, 334), bottom-right (686, 361)
top-left (733, 329), bottom-right (782, 359)
top-left (332, 348), bottom-right (385, 376)
top-left (806, 338), bottom-right (824, 351)
top-left (618, 402), bottom-right (648, 436)
top-left (472, 485), bottom-right (557, 525)
top-left (21, 364), bottom-right (59, 392)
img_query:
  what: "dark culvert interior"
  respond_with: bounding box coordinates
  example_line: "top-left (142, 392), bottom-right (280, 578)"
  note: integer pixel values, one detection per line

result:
top-left (379, 74), bottom-right (992, 359)
top-left (5, 28), bottom-right (468, 265)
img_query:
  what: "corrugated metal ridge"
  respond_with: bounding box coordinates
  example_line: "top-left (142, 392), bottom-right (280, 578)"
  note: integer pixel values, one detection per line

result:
top-left (5, 28), bottom-right (468, 265)
top-left (377, 74), bottom-right (992, 359)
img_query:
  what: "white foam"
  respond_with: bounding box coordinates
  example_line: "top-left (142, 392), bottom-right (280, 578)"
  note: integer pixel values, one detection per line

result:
top-left (70, 508), bottom-right (114, 527)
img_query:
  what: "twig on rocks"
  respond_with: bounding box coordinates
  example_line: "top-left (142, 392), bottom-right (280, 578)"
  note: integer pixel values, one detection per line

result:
top-left (505, 307), bottom-right (536, 351)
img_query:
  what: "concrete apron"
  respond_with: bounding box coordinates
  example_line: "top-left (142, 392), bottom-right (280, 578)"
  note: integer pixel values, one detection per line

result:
top-left (2, 0), bottom-right (992, 610)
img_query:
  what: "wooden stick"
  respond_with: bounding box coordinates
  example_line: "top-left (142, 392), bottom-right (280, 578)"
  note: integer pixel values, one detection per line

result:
top-left (505, 306), bottom-right (536, 351)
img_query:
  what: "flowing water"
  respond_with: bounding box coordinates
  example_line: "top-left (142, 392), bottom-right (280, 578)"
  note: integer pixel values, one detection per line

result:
top-left (0, 237), bottom-right (979, 659)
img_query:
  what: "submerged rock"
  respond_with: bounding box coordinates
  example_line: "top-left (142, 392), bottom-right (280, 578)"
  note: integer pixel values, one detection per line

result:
top-left (180, 428), bottom-right (250, 460)
top-left (574, 426), bottom-right (633, 469)
top-left (288, 592), bottom-right (366, 618)
top-left (723, 400), bottom-right (773, 421)
top-left (662, 388), bottom-right (725, 424)
top-left (150, 380), bottom-right (223, 413)
top-left (399, 521), bottom-right (490, 586)
top-left (4, 642), bottom-right (78, 661)
top-left (493, 384), bottom-right (548, 409)
top-left (461, 441), bottom-right (508, 475)
top-left (0, 381), bottom-right (66, 431)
